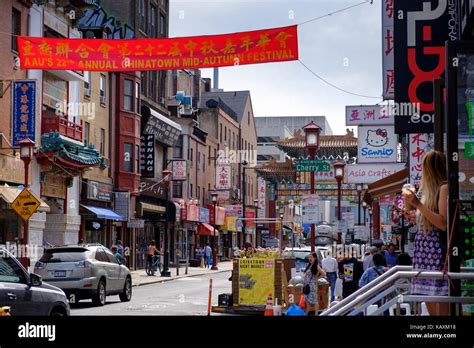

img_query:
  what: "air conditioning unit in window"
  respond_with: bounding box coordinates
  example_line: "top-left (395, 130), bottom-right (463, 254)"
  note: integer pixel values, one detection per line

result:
top-left (84, 88), bottom-right (91, 97)
top-left (100, 95), bottom-right (106, 104)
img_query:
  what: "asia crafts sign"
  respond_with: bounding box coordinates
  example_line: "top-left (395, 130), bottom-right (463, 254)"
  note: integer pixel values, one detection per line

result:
top-left (12, 80), bottom-right (36, 146)
top-left (295, 160), bottom-right (330, 172)
top-left (18, 25), bottom-right (298, 71)
top-left (357, 126), bottom-right (397, 163)
top-left (239, 259), bottom-right (275, 305)
top-left (346, 163), bottom-right (406, 184)
top-left (345, 105), bottom-right (393, 126)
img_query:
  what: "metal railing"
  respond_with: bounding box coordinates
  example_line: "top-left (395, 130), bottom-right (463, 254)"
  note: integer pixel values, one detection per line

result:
top-left (321, 266), bottom-right (474, 316)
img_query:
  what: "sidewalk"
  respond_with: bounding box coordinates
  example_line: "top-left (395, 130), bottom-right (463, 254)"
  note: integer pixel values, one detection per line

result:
top-left (130, 261), bottom-right (233, 287)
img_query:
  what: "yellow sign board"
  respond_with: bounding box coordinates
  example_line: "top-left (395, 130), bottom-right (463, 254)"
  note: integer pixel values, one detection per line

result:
top-left (239, 258), bottom-right (275, 305)
top-left (11, 188), bottom-right (41, 221)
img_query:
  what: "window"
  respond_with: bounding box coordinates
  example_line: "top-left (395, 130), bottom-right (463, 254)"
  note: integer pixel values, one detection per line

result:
top-left (105, 250), bottom-right (119, 264)
top-left (159, 71), bottom-right (166, 102)
top-left (197, 151), bottom-right (200, 165)
top-left (95, 248), bottom-right (108, 262)
top-left (224, 126), bottom-right (227, 142)
top-left (100, 74), bottom-right (106, 104)
top-left (100, 128), bottom-right (105, 155)
top-left (136, 144), bottom-right (140, 173)
top-left (11, 8), bottom-right (21, 52)
top-left (124, 79), bottom-right (133, 111)
top-left (203, 154), bottom-right (205, 171)
top-left (84, 71), bottom-right (91, 97)
top-left (136, 82), bottom-right (140, 112)
top-left (141, 72), bottom-right (147, 94)
top-left (208, 146), bottom-right (211, 165)
top-left (248, 111), bottom-right (250, 125)
top-left (139, 0), bottom-right (146, 32)
top-left (173, 135), bottom-right (183, 158)
top-left (190, 183), bottom-right (193, 198)
top-left (202, 187), bottom-right (205, 205)
top-left (190, 148), bottom-right (193, 162)
top-left (84, 122), bottom-right (90, 146)
top-left (149, 71), bottom-right (156, 99)
top-left (0, 257), bottom-right (27, 284)
top-left (214, 149), bottom-right (217, 163)
top-left (160, 13), bottom-right (165, 37)
top-left (173, 181), bottom-right (183, 198)
top-left (197, 186), bottom-right (200, 199)
top-left (124, 143), bottom-right (133, 172)
top-left (150, 5), bottom-right (157, 37)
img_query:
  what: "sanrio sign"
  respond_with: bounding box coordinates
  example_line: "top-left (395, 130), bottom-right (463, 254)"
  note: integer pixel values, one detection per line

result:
top-left (358, 126), bottom-right (397, 163)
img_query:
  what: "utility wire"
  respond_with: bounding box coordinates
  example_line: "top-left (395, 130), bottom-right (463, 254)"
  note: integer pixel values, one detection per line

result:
top-left (298, 0), bottom-right (373, 26)
top-left (298, 59), bottom-right (381, 99)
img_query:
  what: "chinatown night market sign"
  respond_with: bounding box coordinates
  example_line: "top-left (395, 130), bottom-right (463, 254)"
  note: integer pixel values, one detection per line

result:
top-left (18, 26), bottom-right (298, 71)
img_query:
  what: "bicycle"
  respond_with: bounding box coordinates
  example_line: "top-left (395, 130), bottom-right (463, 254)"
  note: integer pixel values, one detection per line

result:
top-left (145, 255), bottom-right (162, 276)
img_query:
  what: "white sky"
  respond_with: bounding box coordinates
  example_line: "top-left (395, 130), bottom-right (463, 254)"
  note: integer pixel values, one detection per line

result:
top-left (169, 0), bottom-right (382, 135)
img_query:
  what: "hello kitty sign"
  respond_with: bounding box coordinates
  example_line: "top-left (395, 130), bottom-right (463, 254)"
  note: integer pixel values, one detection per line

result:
top-left (358, 126), bottom-right (397, 163)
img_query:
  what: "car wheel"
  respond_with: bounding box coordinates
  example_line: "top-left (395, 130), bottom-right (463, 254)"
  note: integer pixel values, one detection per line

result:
top-left (92, 279), bottom-right (106, 306)
top-left (50, 307), bottom-right (66, 316)
top-left (119, 276), bottom-right (132, 302)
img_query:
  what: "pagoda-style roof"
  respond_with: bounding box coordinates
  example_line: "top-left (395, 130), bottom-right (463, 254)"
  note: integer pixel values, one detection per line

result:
top-left (255, 158), bottom-right (295, 183)
top-left (38, 132), bottom-right (103, 171)
top-left (277, 129), bottom-right (358, 161)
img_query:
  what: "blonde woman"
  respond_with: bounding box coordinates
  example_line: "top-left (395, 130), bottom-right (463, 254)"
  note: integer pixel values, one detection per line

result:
top-left (403, 151), bottom-right (449, 315)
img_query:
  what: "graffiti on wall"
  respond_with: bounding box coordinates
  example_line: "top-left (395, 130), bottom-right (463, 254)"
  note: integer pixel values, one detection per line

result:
top-left (78, 7), bottom-right (135, 39)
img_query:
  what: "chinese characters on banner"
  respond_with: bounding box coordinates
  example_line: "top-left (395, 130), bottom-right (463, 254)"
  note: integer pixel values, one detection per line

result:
top-left (171, 160), bottom-right (187, 181)
top-left (345, 105), bottom-right (394, 126)
top-left (216, 158), bottom-right (232, 190)
top-left (12, 80), bottom-right (36, 146)
top-left (382, 0), bottom-right (394, 99)
top-left (314, 168), bottom-right (335, 180)
top-left (409, 133), bottom-right (434, 187)
top-left (18, 25), bottom-right (298, 71)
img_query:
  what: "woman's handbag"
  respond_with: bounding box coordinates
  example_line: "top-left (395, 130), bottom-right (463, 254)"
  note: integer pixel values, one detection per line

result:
top-left (303, 274), bottom-right (313, 295)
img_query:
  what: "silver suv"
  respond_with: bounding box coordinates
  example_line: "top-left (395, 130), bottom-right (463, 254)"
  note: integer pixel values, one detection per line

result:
top-left (0, 248), bottom-right (70, 316)
top-left (34, 244), bottom-right (132, 306)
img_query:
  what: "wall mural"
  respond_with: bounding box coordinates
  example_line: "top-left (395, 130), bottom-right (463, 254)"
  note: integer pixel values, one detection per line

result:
top-left (78, 7), bottom-right (135, 39)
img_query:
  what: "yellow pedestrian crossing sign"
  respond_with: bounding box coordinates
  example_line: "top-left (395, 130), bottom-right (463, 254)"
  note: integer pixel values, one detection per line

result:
top-left (11, 188), bottom-right (41, 221)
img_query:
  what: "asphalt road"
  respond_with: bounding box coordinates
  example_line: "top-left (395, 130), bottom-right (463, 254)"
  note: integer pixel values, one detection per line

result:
top-left (70, 270), bottom-right (232, 316)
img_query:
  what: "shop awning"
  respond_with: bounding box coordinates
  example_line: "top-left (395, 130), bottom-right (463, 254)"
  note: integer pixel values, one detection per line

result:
top-left (81, 204), bottom-right (125, 221)
top-left (363, 168), bottom-right (409, 205)
top-left (0, 186), bottom-right (50, 213)
top-left (197, 223), bottom-right (219, 236)
top-left (139, 202), bottom-right (166, 216)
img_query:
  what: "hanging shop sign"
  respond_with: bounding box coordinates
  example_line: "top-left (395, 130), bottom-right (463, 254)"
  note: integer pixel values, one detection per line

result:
top-left (138, 179), bottom-right (166, 200)
top-left (216, 158), bottom-right (232, 190)
top-left (140, 134), bottom-right (155, 178)
top-left (409, 133), bottom-right (434, 187)
top-left (394, 0), bottom-right (458, 134)
top-left (345, 105), bottom-right (393, 126)
top-left (86, 220), bottom-right (103, 231)
top-left (171, 160), bottom-right (187, 181)
top-left (141, 106), bottom-right (181, 147)
top-left (357, 126), bottom-right (397, 163)
top-left (187, 204), bottom-right (200, 222)
top-left (41, 174), bottom-right (66, 199)
top-left (346, 163), bottom-right (406, 184)
top-left (86, 180), bottom-right (113, 202)
top-left (12, 80), bottom-right (37, 146)
top-left (114, 192), bottom-right (130, 222)
top-left (18, 25), bottom-right (298, 71)
top-left (382, 0), bottom-right (395, 99)
top-left (199, 207), bottom-right (210, 224)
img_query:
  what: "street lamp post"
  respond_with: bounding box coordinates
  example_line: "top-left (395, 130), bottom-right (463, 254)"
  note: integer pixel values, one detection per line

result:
top-left (211, 192), bottom-right (218, 270)
top-left (279, 211), bottom-right (284, 252)
top-left (334, 161), bottom-right (345, 223)
top-left (303, 121), bottom-right (321, 253)
top-left (362, 201), bottom-right (367, 226)
top-left (368, 207), bottom-right (373, 245)
top-left (161, 169), bottom-right (172, 277)
top-left (254, 198), bottom-right (259, 247)
top-left (356, 184), bottom-right (362, 225)
top-left (19, 137), bottom-right (35, 269)
top-left (241, 160), bottom-right (248, 248)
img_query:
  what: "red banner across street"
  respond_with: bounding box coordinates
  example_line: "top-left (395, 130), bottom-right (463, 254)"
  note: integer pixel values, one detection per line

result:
top-left (17, 25), bottom-right (298, 71)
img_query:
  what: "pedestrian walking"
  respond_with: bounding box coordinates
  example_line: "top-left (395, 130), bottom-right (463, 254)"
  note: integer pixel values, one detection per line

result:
top-left (321, 254), bottom-right (338, 303)
top-left (363, 246), bottom-right (378, 271)
top-left (111, 246), bottom-right (126, 265)
top-left (397, 252), bottom-right (412, 266)
top-left (204, 243), bottom-right (212, 268)
top-left (403, 150), bottom-right (449, 315)
top-left (338, 254), bottom-right (363, 299)
top-left (359, 253), bottom-right (388, 287)
top-left (114, 240), bottom-right (124, 256)
top-left (303, 253), bottom-right (326, 315)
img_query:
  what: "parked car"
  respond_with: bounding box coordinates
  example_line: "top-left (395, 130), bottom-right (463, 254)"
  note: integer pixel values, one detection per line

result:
top-left (0, 248), bottom-right (70, 316)
top-left (287, 247), bottom-right (329, 273)
top-left (34, 244), bottom-right (132, 306)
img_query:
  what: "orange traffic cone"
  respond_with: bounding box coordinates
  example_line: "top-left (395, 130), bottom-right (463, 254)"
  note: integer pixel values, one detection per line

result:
top-left (264, 292), bottom-right (274, 316)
